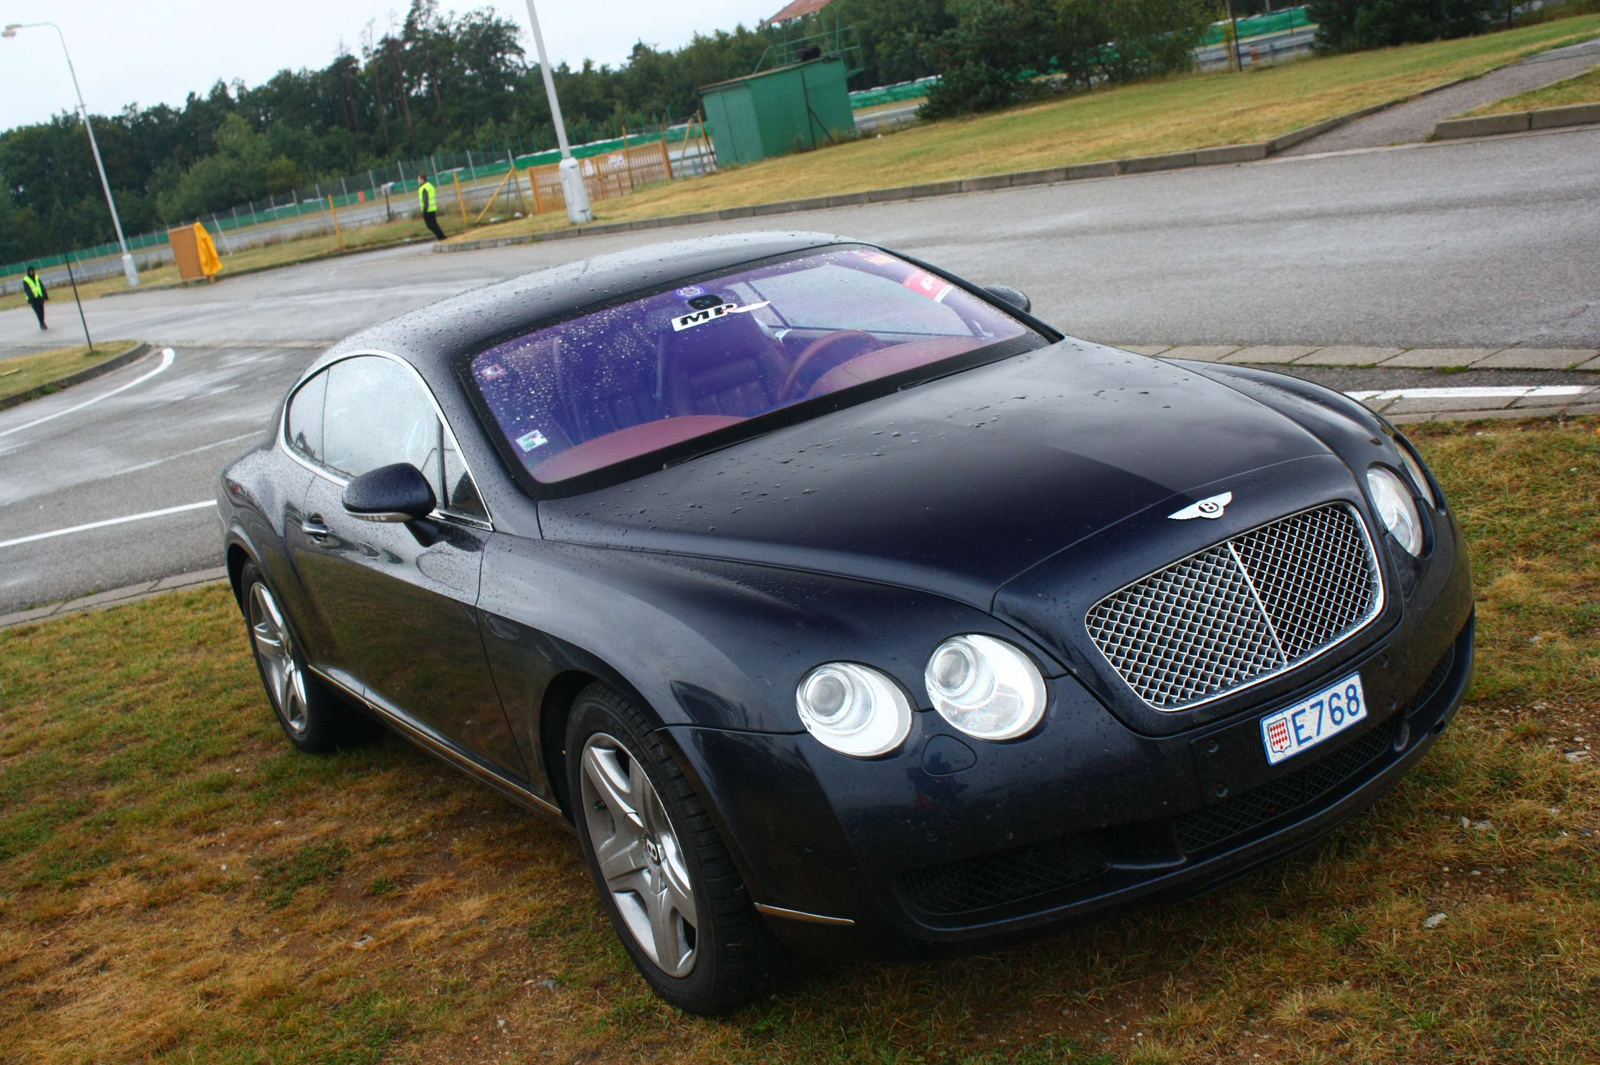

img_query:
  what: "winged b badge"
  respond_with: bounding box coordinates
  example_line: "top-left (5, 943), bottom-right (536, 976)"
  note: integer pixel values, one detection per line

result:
top-left (1169, 491), bottom-right (1233, 521)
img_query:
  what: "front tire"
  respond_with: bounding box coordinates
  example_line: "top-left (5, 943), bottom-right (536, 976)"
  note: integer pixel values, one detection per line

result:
top-left (240, 561), bottom-right (365, 752)
top-left (566, 682), bottom-right (790, 1014)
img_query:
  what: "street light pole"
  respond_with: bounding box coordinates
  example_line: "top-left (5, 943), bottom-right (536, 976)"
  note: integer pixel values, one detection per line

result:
top-left (521, 1), bottom-right (593, 224)
top-left (4, 22), bottom-right (140, 286)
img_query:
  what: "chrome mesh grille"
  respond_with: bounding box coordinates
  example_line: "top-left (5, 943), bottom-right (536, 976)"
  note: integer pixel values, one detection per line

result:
top-left (1086, 504), bottom-right (1382, 710)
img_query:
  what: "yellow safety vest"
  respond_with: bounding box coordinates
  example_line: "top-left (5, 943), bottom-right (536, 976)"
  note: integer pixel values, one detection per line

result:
top-left (23, 275), bottom-right (44, 300)
top-left (419, 181), bottom-right (437, 213)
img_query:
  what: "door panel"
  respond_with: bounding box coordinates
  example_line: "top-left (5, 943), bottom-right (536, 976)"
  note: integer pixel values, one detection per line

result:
top-left (289, 353), bottom-right (527, 780)
top-left (301, 477), bottom-right (527, 777)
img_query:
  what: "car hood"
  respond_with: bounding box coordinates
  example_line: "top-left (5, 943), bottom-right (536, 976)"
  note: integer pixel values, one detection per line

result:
top-left (537, 339), bottom-right (1334, 609)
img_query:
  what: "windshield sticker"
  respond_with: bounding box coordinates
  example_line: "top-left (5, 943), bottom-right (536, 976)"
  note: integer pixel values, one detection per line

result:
top-left (675, 285), bottom-right (706, 298)
top-left (516, 429), bottom-right (549, 452)
top-left (852, 250), bottom-right (896, 266)
top-left (902, 269), bottom-right (954, 303)
top-left (478, 363), bottom-right (508, 381)
top-left (671, 300), bottom-right (772, 332)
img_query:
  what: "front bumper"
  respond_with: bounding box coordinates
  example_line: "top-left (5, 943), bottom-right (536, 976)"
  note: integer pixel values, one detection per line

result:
top-left (665, 502), bottom-right (1476, 961)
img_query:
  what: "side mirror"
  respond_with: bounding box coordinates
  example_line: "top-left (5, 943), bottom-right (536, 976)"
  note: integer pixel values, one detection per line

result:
top-left (342, 463), bottom-right (436, 523)
top-left (984, 285), bottom-right (1032, 314)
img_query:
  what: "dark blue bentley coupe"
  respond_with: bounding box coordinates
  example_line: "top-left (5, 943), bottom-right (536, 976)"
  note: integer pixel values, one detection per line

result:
top-left (219, 232), bottom-right (1473, 1013)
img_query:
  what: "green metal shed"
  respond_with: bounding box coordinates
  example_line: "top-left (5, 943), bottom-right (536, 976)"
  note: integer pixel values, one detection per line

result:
top-left (698, 57), bottom-right (855, 166)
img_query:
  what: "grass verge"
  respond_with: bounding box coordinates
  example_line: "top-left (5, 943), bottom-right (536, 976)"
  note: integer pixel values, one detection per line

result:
top-left (1467, 64), bottom-right (1600, 115)
top-left (1, 416), bottom-right (1597, 1063)
top-left (0, 340), bottom-right (141, 402)
top-left (458, 15), bottom-right (1600, 247)
top-left (0, 217), bottom-right (446, 312)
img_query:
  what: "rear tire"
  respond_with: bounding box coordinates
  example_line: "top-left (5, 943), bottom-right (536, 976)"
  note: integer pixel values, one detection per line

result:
top-left (240, 561), bottom-right (367, 752)
top-left (566, 681), bottom-right (791, 1014)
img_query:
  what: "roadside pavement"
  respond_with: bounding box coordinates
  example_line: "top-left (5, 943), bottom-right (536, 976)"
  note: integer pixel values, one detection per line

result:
top-left (1282, 35), bottom-right (1600, 154)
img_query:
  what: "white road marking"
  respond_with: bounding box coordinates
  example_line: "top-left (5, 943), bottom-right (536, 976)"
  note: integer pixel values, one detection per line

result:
top-left (106, 431), bottom-right (263, 479)
top-left (0, 347), bottom-right (176, 440)
top-left (1344, 385), bottom-right (1591, 402)
top-left (0, 500), bottom-right (215, 551)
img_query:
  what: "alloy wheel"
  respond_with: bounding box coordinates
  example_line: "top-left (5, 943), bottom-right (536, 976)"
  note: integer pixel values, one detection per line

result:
top-left (579, 732), bottom-right (699, 977)
top-left (249, 582), bottom-right (309, 736)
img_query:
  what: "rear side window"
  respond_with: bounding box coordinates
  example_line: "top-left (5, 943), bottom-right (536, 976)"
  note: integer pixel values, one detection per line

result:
top-left (285, 370), bottom-right (327, 463)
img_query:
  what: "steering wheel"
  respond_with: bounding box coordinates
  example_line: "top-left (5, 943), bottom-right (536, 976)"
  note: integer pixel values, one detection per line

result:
top-left (777, 330), bottom-right (873, 403)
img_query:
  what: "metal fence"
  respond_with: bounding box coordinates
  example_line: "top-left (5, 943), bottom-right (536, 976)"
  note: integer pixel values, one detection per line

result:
top-left (2, 120), bottom-right (720, 294)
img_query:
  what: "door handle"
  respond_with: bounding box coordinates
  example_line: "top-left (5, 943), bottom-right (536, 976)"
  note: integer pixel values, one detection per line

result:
top-left (301, 516), bottom-right (331, 541)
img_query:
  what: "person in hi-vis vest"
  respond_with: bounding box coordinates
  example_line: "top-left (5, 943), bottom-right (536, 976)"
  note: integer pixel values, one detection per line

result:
top-left (418, 174), bottom-right (446, 242)
top-left (22, 267), bottom-right (48, 330)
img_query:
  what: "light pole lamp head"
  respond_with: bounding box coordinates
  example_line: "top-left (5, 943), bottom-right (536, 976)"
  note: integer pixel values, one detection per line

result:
top-left (2, 25), bottom-right (22, 37)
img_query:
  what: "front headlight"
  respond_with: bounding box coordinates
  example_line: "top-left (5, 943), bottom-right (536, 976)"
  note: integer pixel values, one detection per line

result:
top-left (925, 634), bottom-right (1047, 741)
top-left (1394, 439), bottom-right (1438, 510)
top-left (1366, 466), bottom-right (1423, 556)
top-left (795, 663), bottom-right (912, 757)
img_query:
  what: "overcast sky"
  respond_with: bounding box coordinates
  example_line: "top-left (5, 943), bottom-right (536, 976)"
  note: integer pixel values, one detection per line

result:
top-left (0, 0), bottom-right (780, 132)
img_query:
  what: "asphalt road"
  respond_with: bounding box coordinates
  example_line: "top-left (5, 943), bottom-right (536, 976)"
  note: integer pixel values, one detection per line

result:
top-left (1, 128), bottom-right (1597, 613)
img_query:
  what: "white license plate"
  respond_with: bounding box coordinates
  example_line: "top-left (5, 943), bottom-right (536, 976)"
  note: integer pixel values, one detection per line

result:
top-left (1260, 673), bottom-right (1368, 766)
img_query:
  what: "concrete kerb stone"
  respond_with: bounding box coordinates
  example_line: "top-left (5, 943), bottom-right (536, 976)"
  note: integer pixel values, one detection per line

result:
top-left (0, 342), bottom-right (152, 414)
top-left (1475, 349), bottom-right (1593, 370)
top-left (1433, 101), bottom-right (1600, 141)
top-left (1194, 143), bottom-right (1270, 165)
top-left (1379, 348), bottom-right (1496, 368)
top-left (909, 180), bottom-right (965, 198)
top-left (1578, 355), bottom-right (1600, 372)
top-left (1296, 346), bottom-right (1404, 367)
top-left (1122, 152), bottom-right (1197, 174)
top-left (1435, 112), bottom-right (1533, 139)
top-left (1162, 345), bottom-right (1240, 362)
top-left (1222, 345), bottom-right (1317, 364)
top-left (959, 174), bottom-right (1013, 193)
top-left (1532, 102), bottom-right (1600, 129)
top-left (0, 568), bottom-right (230, 631)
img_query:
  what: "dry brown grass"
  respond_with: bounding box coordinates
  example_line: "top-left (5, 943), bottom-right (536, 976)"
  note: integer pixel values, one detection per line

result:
top-left (0, 418), bottom-right (1597, 1063)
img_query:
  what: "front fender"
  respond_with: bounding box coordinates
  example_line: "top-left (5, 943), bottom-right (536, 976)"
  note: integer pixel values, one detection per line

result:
top-left (474, 535), bottom-right (1065, 788)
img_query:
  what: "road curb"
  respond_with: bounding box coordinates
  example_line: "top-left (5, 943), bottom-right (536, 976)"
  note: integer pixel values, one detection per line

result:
top-left (1433, 101), bottom-right (1600, 140)
top-left (434, 77), bottom-right (1486, 255)
top-left (1131, 342), bottom-right (1600, 371)
top-left (0, 342), bottom-right (150, 414)
top-left (0, 567), bottom-right (230, 631)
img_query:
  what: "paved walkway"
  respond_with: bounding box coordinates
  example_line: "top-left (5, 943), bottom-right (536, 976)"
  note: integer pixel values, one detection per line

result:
top-left (1283, 36), bottom-right (1600, 155)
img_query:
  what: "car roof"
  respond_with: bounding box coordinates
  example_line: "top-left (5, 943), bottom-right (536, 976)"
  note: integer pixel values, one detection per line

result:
top-left (315, 230), bottom-right (854, 382)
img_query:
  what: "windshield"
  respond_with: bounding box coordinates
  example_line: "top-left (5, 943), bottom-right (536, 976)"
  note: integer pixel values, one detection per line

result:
top-left (466, 246), bottom-right (1037, 484)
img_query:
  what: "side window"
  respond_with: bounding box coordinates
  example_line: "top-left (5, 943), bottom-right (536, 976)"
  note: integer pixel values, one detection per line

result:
top-left (322, 356), bottom-right (444, 502)
top-left (442, 429), bottom-right (488, 520)
top-left (285, 370), bottom-right (327, 462)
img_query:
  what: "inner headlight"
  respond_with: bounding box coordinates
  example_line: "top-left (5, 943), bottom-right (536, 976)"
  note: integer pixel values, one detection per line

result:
top-left (924, 635), bottom-right (1047, 741)
top-left (1394, 439), bottom-right (1438, 510)
top-left (795, 663), bottom-right (911, 757)
top-left (1367, 466), bottom-right (1423, 556)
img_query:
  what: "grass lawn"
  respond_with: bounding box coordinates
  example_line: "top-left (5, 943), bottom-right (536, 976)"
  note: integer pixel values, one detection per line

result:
top-left (0, 340), bottom-right (141, 402)
top-left (0, 217), bottom-right (444, 313)
top-left (459, 15), bottom-right (1600, 247)
top-left (1, 416), bottom-right (1597, 1063)
top-left (1467, 65), bottom-right (1600, 114)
